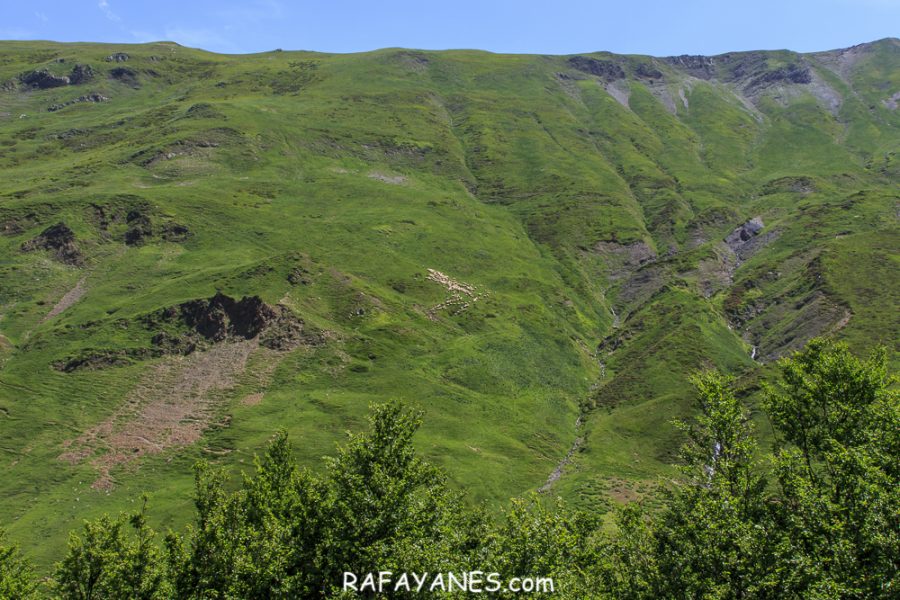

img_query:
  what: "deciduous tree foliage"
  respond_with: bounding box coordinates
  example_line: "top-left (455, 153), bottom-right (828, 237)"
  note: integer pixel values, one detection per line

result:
top-left (2, 339), bottom-right (895, 598)
top-left (0, 529), bottom-right (38, 600)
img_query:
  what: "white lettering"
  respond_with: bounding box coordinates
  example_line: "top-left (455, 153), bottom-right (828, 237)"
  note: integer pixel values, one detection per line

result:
top-left (429, 573), bottom-right (446, 592)
top-left (394, 572), bottom-right (410, 592)
top-left (486, 572), bottom-right (502, 592)
top-left (378, 571), bottom-right (392, 591)
top-left (412, 572), bottom-right (428, 592)
top-left (342, 572), bottom-right (357, 591)
top-left (448, 572), bottom-right (466, 592)
top-left (360, 572), bottom-right (376, 592)
top-left (469, 570), bottom-right (483, 593)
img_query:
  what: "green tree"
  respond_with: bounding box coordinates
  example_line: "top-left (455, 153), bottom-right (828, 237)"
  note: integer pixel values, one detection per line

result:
top-left (320, 401), bottom-right (483, 595)
top-left (599, 371), bottom-right (776, 599)
top-left (0, 528), bottom-right (38, 600)
top-left (165, 432), bottom-right (327, 599)
top-left (483, 495), bottom-right (598, 598)
top-left (166, 402), bottom-right (484, 598)
top-left (764, 340), bottom-right (899, 598)
top-left (53, 497), bottom-right (168, 600)
top-left (598, 340), bottom-right (898, 599)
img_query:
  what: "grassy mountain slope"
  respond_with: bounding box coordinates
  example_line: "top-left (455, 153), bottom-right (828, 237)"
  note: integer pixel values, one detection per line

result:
top-left (0, 38), bottom-right (897, 566)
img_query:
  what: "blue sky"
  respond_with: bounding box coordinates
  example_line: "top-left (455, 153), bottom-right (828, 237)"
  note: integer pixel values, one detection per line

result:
top-left (2, 0), bottom-right (898, 56)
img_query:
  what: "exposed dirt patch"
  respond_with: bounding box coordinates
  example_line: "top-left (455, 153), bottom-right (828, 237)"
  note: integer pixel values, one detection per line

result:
top-left (60, 338), bottom-right (258, 490)
top-left (605, 79), bottom-right (631, 108)
top-left (42, 277), bottom-right (87, 322)
top-left (20, 222), bottom-right (84, 266)
top-left (368, 171), bottom-right (407, 185)
top-left (241, 392), bottom-right (263, 406)
top-left (606, 478), bottom-right (642, 503)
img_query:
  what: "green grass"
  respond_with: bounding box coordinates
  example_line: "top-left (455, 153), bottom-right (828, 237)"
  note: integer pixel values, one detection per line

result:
top-left (0, 38), bottom-right (897, 569)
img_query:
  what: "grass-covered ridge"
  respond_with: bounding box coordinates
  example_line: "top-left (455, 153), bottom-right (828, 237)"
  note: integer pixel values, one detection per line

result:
top-left (0, 38), bottom-right (897, 567)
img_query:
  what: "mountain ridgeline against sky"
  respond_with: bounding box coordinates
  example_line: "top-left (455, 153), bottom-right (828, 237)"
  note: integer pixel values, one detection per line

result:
top-left (0, 38), bottom-right (897, 565)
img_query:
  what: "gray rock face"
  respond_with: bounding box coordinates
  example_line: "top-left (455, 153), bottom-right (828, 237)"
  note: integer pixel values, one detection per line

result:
top-left (20, 222), bottom-right (84, 265)
top-left (593, 240), bottom-right (657, 279)
top-left (724, 217), bottom-right (777, 261)
top-left (18, 64), bottom-right (95, 89)
top-left (746, 63), bottom-right (811, 91)
top-left (634, 62), bottom-right (663, 79)
top-left (69, 64), bottom-right (95, 84)
top-left (20, 69), bottom-right (70, 89)
top-left (725, 217), bottom-right (764, 248)
top-left (48, 93), bottom-right (109, 112)
top-left (663, 54), bottom-right (716, 79)
top-left (106, 52), bottom-right (130, 62)
top-left (567, 56), bottom-right (625, 82)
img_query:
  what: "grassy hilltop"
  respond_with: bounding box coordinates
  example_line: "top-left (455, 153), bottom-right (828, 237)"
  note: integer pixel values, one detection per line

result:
top-left (0, 38), bottom-right (897, 566)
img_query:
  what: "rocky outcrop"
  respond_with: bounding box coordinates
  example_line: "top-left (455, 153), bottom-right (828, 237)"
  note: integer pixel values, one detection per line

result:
top-left (19, 69), bottom-right (69, 89)
top-left (57, 294), bottom-right (320, 373)
top-left (19, 64), bottom-right (95, 89)
top-left (746, 63), bottom-right (811, 91)
top-left (68, 64), bottom-right (95, 84)
top-left (724, 217), bottom-right (764, 250)
top-left (48, 93), bottom-right (109, 112)
top-left (883, 91), bottom-right (900, 110)
top-left (724, 217), bottom-right (780, 262)
top-left (174, 293), bottom-right (276, 341)
top-left (20, 222), bottom-right (84, 266)
top-left (593, 240), bottom-right (657, 279)
top-left (160, 223), bottom-right (191, 242)
top-left (567, 56), bottom-right (625, 81)
top-left (95, 203), bottom-right (190, 245)
top-left (634, 62), bottom-right (663, 80)
top-left (156, 293), bottom-right (321, 350)
top-left (105, 52), bottom-right (129, 62)
top-left (123, 209), bottom-right (153, 246)
top-left (664, 54), bottom-right (716, 79)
